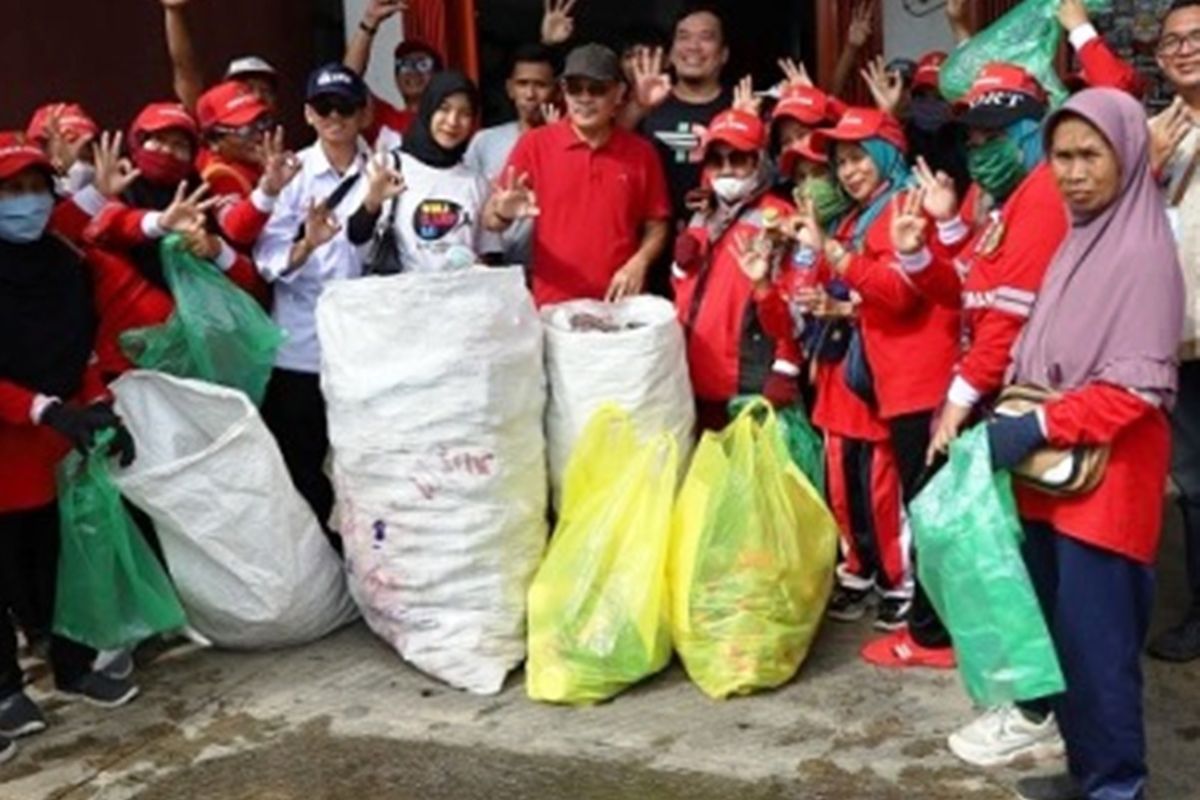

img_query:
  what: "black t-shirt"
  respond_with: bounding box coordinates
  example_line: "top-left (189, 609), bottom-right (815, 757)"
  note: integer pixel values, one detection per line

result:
top-left (639, 88), bottom-right (734, 222)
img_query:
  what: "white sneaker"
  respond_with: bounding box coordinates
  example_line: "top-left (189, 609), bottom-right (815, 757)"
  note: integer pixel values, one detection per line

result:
top-left (948, 706), bottom-right (1065, 768)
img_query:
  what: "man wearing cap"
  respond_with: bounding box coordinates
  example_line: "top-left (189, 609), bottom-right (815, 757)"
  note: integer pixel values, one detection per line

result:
top-left (345, 0), bottom-right (445, 148)
top-left (887, 63), bottom-right (1070, 770)
top-left (0, 134), bottom-right (142, 747)
top-left (160, 0), bottom-right (280, 114)
top-left (484, 43), bottom-right (671, 307)
top-left (254, 64), bottom-right (373, 550)
top-left (670, 107), bottom-right (802, 429)
top-left (195, 81), bottom-right (274, 199)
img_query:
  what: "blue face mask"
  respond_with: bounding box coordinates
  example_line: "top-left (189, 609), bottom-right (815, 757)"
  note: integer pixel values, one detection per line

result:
top-left (0, 193), bottom-right (54, 244)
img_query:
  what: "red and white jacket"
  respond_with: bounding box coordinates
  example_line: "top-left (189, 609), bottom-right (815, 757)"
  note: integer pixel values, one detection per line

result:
top-left (904, 165), bottom-right (1069, 408)
top-left (672, 193), bottom-right (802, 404)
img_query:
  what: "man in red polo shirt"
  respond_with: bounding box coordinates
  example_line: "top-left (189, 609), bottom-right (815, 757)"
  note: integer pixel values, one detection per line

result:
top-left (485, 43), bottom-right (671, 306)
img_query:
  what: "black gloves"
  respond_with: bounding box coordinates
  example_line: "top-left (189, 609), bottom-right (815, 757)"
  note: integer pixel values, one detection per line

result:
top-left (41, 401), bottom-right (136, 467)
top-left (987, 413), bottom-right (1045, 472)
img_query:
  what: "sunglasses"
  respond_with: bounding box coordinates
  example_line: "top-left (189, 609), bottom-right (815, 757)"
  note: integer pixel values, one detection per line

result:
top-left (396, 55), bottom-right (436, 75)
top-left (310, 95), bottom-right (364, 118)
top-left (563, 77), bottom-right (615, 98)
top-left (211, 117), bottom-right (275, 140)
top-left (704, 149), bottom-right (757, 170)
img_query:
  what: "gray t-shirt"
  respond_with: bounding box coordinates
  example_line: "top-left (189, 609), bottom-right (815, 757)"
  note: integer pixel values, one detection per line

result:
top-left (464, 121), bottom-right (533, 267)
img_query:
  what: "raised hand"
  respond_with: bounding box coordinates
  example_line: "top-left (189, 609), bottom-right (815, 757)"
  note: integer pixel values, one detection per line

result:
top-left (490, 167), bottom-right (540, 222)
top-left (890, 189), bottom-right (929, 256)
top-left (732, 75), bottom-right (761, 116)
top-left (259, 126), bottom-right (301, 197)
top-left (364, 148), bottom-right (407, 211)
top-left (777, 57), bottom-right (814, 90)
top-left (847, 1), bottom-right (874, 49)
top-left (945, 0), bottom-right (973, 42)
top-left (92, 131), bottom-right (141, 198)
top-left (1057, 0), bottom-right (1090, 33)
top-left (1149, 97), bottom-right (1194, 177)
top-left (541, 0), bottom-right (578, 46)
top-left (792, 196), bottom-right (826, 252)
top-left (177, 215), bottom-right (221, 261)
top-left (632, 47), bottom-right (672, 110)
top-left (732, 230), bottom-right (773, 286)
top-left (364, 0), bottom-right (407, 27)
top-left (913, 156), bottom-right (959, 222)
top-left (160, 0), bottom-right (191, 8)
top-left (861, 55), bottom-right (905, 117)
top-left (44, 106), bottom-right (95, 176)
top-left (302, 199), bottom-right (342, 249)
top-left (160, 182), bottom-right (220, 233)
top-left (540, 102), bottom-right (562, 125)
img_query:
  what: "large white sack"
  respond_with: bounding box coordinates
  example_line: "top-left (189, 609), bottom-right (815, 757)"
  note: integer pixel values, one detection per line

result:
top-left (110, 371), bottom-right (357, 649)
top-left (317, 269), bottom-right (547, 695)
top-left (542, 296), bottom-right (695, 509)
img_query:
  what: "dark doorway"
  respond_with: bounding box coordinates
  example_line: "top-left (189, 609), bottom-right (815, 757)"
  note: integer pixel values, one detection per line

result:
top-left (476, 0), bottom-right (817, 126)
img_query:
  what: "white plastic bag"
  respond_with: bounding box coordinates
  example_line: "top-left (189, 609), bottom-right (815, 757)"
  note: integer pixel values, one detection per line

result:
top-left (110, 371), bottom-right (357, 649)
top-left (542, 296), bottom-right (695, 509)
top-left (317, 269), bottom-right (548, 695)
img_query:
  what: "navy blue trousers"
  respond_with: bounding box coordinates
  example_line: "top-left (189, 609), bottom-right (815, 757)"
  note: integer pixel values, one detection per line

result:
top-left (1021, 521), bottom-right (1154, 800)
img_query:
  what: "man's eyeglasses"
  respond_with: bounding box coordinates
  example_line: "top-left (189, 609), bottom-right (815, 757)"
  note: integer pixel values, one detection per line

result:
top-left (1158, 28), bottom-right (1200, 57)
top-left (310, 95), bottom-right (365, 118)
top-left (563, 77), bottom-right (615, 98)
top-left (704, 149), bottom-right (757, 170)
top-left (396, 55), bottom-right (436, 75)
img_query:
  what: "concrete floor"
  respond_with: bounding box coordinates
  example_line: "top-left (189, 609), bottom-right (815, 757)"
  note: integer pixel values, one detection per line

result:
top-left (3, 510), bottom-right (1199, 800)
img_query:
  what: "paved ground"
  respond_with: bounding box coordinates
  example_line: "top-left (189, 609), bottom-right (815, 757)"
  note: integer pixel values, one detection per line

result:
top-left (3, 507), bottom-right (1199, 800)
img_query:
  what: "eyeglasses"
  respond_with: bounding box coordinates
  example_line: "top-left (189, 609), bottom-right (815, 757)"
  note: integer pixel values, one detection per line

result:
top-left (1158, 28), bottom-right (1200, 56)
top-left (563, 77), bottom-right (615, 98)
top-left (704, 149), bottom-right (757, 170)
top-left (396, 55), bottom-right (436, 75)
top-left (310, 95), bottom-right (364, 118)
top-left (211, 117), bottom-right (275, 140)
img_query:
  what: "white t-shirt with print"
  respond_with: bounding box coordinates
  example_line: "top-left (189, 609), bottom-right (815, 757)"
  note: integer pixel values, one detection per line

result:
top-left (384, 151), bottom-right (502, 273)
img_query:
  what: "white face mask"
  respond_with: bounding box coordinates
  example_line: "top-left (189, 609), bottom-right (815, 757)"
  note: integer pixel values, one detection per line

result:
top-left (56, 161), bottom-right (95, 195)
top-left (711, 174), bottom-right (756, 204)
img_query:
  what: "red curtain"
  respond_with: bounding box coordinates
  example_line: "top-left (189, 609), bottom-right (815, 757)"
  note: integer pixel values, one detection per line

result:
top-left (406, 0), bottom-right (478, 81)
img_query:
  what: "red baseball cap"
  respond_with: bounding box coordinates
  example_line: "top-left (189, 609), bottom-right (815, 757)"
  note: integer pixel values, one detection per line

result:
top-left (779, 134), bottom-right (827, 177)
top-left (196, 81), bottom-right (271, 131)
top-left (703, 108), bottom-right (767, 153)
top-left (955, 63), bottom-right (1048, 129)
top-left (130, 102), bottom-right (200, 144)
top-left (772, 85), bottom-right (830, 127)
top-left (913, 51), bottom-right (947, 93)
top-left (25, 103), bottom-right (99, 145)
top-left (0, 132), bottom-right (54, 181)
top-left (808, 107), bottom-right (908, 155)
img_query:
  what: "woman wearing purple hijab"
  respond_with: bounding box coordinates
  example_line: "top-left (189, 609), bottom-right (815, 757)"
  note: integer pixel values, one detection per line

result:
top-left (987, 88), bottom-right (1184, 800)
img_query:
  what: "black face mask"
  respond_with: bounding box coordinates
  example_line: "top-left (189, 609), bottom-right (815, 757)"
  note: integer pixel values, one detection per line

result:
top-left (909, 95), bottom-right (952, 133)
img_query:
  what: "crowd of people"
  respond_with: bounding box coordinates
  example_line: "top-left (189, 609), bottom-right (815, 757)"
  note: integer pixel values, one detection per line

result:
top-left (2, 0), bottom-right (1199, 798)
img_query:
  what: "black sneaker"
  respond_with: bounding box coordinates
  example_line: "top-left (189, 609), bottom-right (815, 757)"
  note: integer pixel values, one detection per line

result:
top-left (0, 691), bottom-right (47, 738)
top-left (874, 596), bottom-right (912, 631)
top-left (1146, 615), bottom-right (1200, 662)
top-left (58, 672), bottom-right (139, 708)
top-left (1014, 774), bottom-right (1083, 800)
top-left (0, 735), bottom-right (15, 765)
top-left (827, 585), bottom-right (872, 622)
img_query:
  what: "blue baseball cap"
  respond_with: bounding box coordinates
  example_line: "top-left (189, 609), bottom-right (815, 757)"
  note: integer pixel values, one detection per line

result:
top-left (306, 63), bottom-right (368, 104)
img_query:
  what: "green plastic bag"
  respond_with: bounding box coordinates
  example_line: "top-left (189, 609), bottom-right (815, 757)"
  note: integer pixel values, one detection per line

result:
top-left (120, 235), bottom-right (283, 406)
top-left (671, 399), bottom-right (838, 699)
top-left (54, 432), bottom-right (188, 652)
top-left (911, 426), bottom-right (1065, 706)
top-left (527, 405), bottom-right (677, 705)
top-left (940, 0), bottom-right (1112, 106)
top-left (731, 397), bottom-right (825, 497)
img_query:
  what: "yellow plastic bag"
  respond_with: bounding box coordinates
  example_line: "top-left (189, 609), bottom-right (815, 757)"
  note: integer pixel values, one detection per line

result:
top-left (526, 405), bottom-right (677, 704)
top-left (671, 399), bottom-right (838, 699)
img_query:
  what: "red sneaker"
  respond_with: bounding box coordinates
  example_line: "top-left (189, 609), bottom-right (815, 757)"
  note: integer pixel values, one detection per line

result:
top-left (860, 627), bottom-right (956, 670)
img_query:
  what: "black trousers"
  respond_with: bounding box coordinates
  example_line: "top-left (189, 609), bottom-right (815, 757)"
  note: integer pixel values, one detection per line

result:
top-left (261, 368), bottom-right (339, 551)
top-left (1, 503), bottom-right (96, 695)
top-left (888, 410), bottom-right (951, 649)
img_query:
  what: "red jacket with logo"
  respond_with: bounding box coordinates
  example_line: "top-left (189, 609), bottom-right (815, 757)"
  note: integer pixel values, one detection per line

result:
top-left (672, 194), bottom-right (802, 403)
